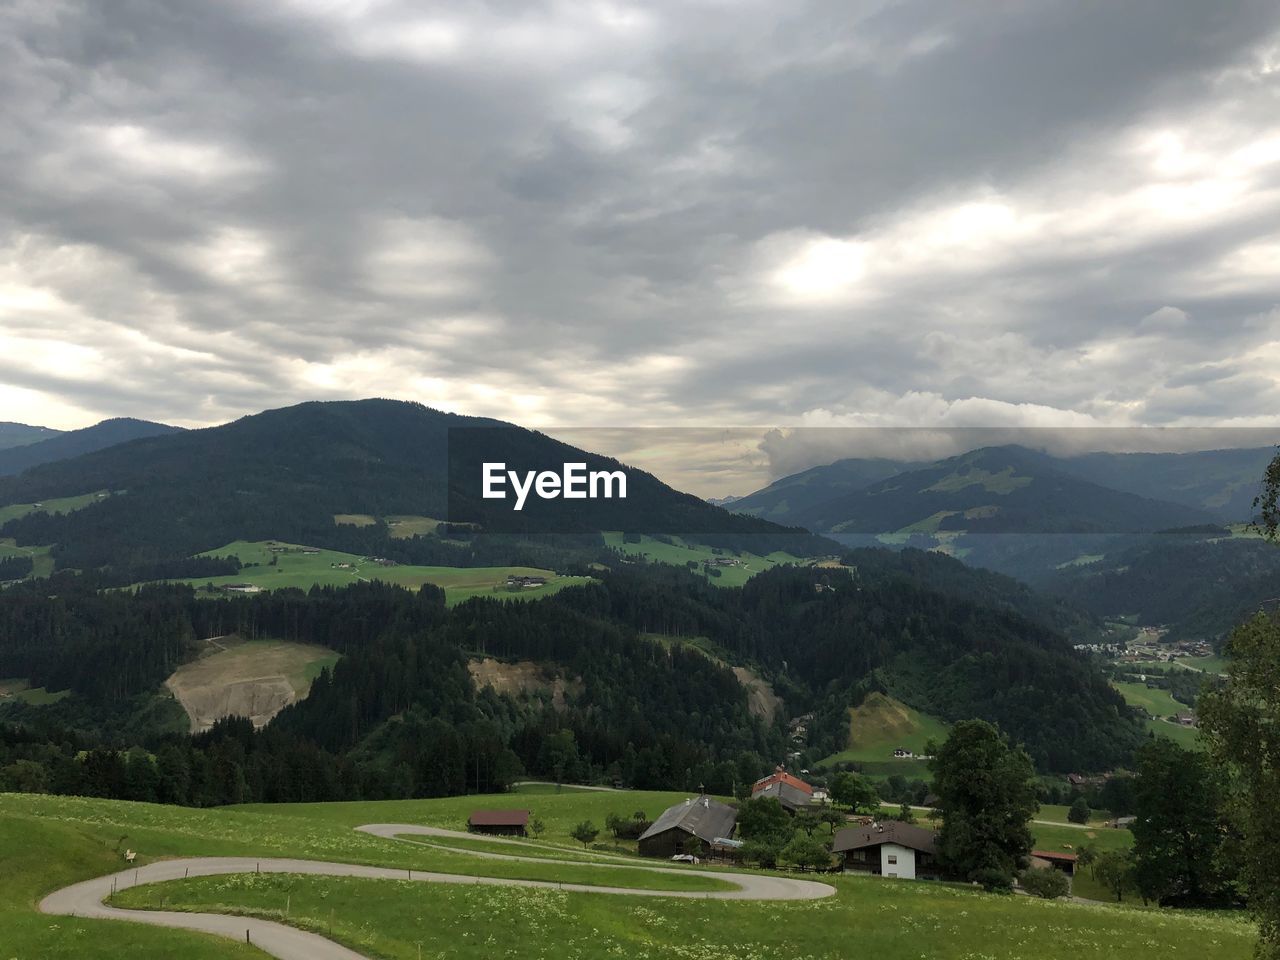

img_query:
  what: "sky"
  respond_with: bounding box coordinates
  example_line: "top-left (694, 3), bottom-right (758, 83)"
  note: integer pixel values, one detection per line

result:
top-left (3, 1), bottom-right (1280, 496)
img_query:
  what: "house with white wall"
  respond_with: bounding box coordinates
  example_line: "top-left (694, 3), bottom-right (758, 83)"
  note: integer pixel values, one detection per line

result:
top-left (832, 821), bottom-right (941, 880)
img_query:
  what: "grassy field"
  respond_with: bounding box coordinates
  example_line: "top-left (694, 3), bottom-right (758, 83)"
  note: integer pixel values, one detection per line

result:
top-left (0, 537), bottom-right (56, 577)
top-left (0, 489), bottom-right (111, 525)
top-left (1111, 681), bottom-right (1203, 748)
top-left (602, 533), bottom-right (801, 588)
top-left (0, 791), bottom-right (1254, 959)
top-left (1177, 654), bottom-right (1230, 675)
top-left (153, 540), bottom-right (593, 606)
top-left (0, 677), bottom-right (71, 705)
top-left (819, 693), bottom-right (950, 767)
top-left (1037, 803), bottom-right (1112, 828)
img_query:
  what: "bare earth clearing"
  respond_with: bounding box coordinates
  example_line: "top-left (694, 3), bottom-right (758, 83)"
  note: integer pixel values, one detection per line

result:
top-left (467, 657), bottom-right (579, 711)
top-left (165, 639), bottom-right (340, 733)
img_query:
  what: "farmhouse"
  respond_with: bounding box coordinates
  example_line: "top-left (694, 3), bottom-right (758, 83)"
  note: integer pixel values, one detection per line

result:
top-left (506, 575), bottom-right (548, 588)
top-left (833, 821), bottom-right (941, 880)
top-left (1029, 849), bottom-right (1077, 876)
top-left (638, 795), bottom-right (737, 859)
top-left (1175, 711), bottom-right (1196, 726)
top-left (467, 809), bottom-right (530, 836)
top-left (751, 768), bottom-right (816, 814)
top-left (222, 583), bottom-right (262, 594)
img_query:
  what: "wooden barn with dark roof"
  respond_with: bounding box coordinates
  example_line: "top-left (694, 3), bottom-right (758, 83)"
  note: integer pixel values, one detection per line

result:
top-left (467, 809), bottom-right (530, 836)
top-left (638, 796), bottom-right (737, 859)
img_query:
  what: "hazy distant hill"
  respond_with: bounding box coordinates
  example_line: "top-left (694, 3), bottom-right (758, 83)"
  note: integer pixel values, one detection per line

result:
top-left (0, 422), bottom-right (60, 451)
top-left (730, 456), bottom-right (918, 522)
top-left (1052, 446), bottom-right (1275, 522)
top-left (0, 418), bottom-right (180, 477)
top-left (788, 445), bottom-right (1215, 535)
top-left (0, 399), bottom-right (827, 571)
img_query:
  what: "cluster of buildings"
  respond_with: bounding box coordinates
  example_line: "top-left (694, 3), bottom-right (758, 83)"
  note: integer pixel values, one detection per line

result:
top-left (506, 574), bottom-right (548, 588)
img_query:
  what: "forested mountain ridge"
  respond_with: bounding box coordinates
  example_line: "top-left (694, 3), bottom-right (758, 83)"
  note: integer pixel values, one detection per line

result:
top-left (0, 557), bottom-right (1142, 804)
top-left (729, 456), bottom-right (918, 522)
top-left (0, 418), bottom-right (180, 477)
top-left (0, 399), bottom-right (829, 573)
top-left (786, 446), bottom-right (1217, 535)
top-left (0, 421), bottom-right (61, 451)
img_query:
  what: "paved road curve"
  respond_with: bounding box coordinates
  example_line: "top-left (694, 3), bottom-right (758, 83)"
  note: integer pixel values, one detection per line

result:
top-left (40, 823), bottom-right (835, 960)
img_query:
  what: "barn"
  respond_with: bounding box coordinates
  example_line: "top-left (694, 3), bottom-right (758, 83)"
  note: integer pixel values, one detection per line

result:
top-left (467, 809), bottom-right (530, 836)
top-left (637, 796), bottom-right (737, 859)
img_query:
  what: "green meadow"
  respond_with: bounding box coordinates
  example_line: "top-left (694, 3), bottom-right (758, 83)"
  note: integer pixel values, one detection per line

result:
top-left (819, 693), bottom-right (950, 768)
top-left (149, 540), bottom-right (592, 606)
top-left (602, 532), bottom-right (802, 588)
top-left (0, 489), bottom-right (111, 525)
top-left (0, 538), bottom-right (56, 578)
top-left (1111, 681), bottom-right (1203, 749)
top-left (0, 791), bottom-right (1253, 960)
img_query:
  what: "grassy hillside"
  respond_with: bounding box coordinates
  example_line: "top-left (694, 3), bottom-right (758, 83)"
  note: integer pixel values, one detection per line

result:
top-left (0, 792), bottom-right (1254, 960)
top-left (820, 693), bottom-right (950, 767)
top-left (158, 540), bottom-right (593, 606)
top-left (0, 538), bottom-right (54, 577)
top-left (1111, 681), bottom-right (1203, 749)
top-left (0, 489), bottom-right (109, 525)
top-left (603, 532), bottom-right (803, 587)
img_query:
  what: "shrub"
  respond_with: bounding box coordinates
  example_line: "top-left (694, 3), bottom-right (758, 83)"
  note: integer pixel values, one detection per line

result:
top-left (1019, 867), bottom-right (1070, 899)
top-left (971, 867), bottom-right (1014, 893)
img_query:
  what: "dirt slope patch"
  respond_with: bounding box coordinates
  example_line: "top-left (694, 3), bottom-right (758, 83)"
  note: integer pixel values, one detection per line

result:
top-left (732, 666), bottom-right (783, 723)
top-left (468, 658), bottom-right (577, 711)
top-left (166, 639), bottom-right (340, 733)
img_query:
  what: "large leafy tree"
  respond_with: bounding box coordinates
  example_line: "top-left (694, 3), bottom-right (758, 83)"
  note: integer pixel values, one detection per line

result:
top-left (930, 719), bottom-right (1038, 883)
top-left (1201, 612), bottom-right (1280, 957)
top-left (1131, 737), bottom-right (1238, 907)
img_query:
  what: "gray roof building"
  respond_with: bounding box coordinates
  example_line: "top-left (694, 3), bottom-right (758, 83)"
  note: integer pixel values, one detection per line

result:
top-left (833, 820), bottom-right (938, 856)
top-left (637, 796), bottom-right (738, 857)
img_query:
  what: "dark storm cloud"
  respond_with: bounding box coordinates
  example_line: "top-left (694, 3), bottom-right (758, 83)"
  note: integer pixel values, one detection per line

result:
top-left (2, 0), bottom-right (1280, 494)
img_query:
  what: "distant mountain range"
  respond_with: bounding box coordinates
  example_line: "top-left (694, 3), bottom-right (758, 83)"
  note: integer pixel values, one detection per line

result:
top-left (0, 421), bottom-right (61, 451)
top-left (736, 443), bottom-right (1276, 530)
top-left (770, 445), bottom-right (1218, 535)
top-left (0, 418), bottom-right (179, 476)
top-left (0, 400), bottom-right (827, 573)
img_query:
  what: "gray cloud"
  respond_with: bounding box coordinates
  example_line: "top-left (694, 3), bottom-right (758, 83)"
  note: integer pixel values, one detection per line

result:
top-left (2, 0), bottom-right (1280, 495)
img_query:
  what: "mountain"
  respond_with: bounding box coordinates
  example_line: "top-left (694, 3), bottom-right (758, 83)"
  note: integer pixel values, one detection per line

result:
top-left (0, 418), bottom-right (181, 477)
top-left (0, 422), bottom-right (61, 451)
top-left (0, 399), bottom-right (829, 573)
top-left (1046, 533), bottom-right (1280, 640)
top-left (784, 445), bottom-right (1217, 535)
top-left (1052, 446), bottom-right (1275, 522)
top-left (730, 456), bottom-right (918, 523)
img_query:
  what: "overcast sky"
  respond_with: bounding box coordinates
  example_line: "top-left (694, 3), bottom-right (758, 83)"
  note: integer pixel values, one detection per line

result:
top-left (3, 1), bottom-right (1280, 494)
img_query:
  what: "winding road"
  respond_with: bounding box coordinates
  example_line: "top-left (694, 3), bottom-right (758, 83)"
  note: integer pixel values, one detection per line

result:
top-left (39, 822), bottom-right (835, 960)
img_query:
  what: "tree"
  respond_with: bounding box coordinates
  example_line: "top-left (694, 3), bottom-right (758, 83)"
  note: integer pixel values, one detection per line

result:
top-left (538, 730), bottom-right (579, 790)
top-left (818, 807), bottom-right (846, 834)
top-left (736, 796), bottom-right (792, 842)
top-left (930, 719), bottom-right (1038, 885)
top-left (782, 832), bottom-right (831, 872)
top-left (1076, 844), bottom-right (1097, 872)
top-left (527, 816), bottom-right (546, 839)
top-left (1131, 738), bottom-right (1237, 907)
top-left (1067, 796), bottom-right (1091, 825)
top-left (1094, 850), bottom-right (1137, 902)
top-left (570, 820), bottom-right (599, 849)
top-left (898, 802), bottom-right (916, 824)
top-left (1019, 867), bottom-right (1069, 899)
top-left (741, 834), bottom-right (788, 870)
top-left (829, 770), bottom-right (877, 812)
top-left (1201, 610), bottom-right (1280, 957)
